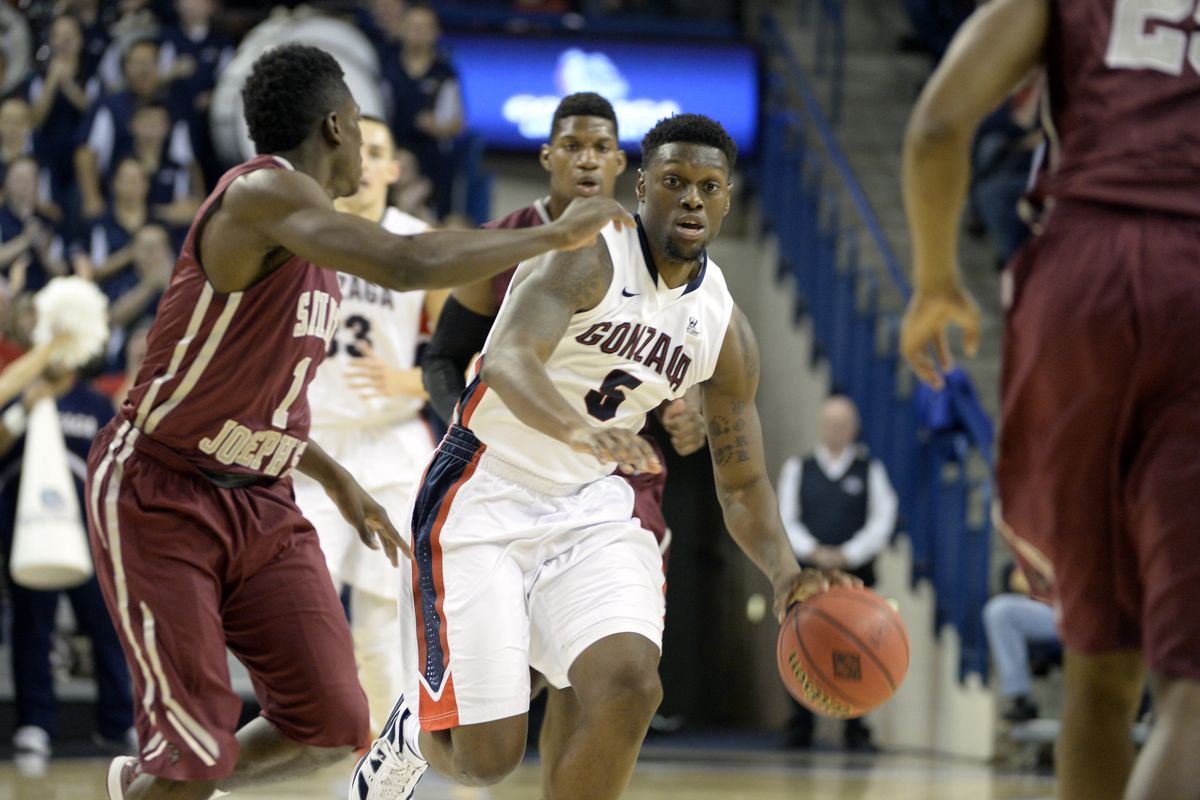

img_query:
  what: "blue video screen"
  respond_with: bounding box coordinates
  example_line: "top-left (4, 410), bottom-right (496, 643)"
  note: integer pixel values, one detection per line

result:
top-left (444, 34), bottom-right (759, 155)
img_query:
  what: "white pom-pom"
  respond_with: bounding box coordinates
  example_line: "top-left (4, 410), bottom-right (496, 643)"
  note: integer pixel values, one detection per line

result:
top-left (33, 277), bottom-right (110, 368)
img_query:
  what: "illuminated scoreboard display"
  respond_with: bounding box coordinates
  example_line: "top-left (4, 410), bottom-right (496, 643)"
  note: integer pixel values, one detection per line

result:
top-left (444, 33), bottom-right (760, 155)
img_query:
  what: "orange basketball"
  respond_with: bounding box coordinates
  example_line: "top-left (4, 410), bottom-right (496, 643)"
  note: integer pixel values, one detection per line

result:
top-left (776, 586), bottom-right (910, 719)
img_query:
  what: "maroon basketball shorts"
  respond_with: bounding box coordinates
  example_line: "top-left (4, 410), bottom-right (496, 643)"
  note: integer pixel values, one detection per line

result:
top-left (85, 420), bottom-right (369, 781)
top-left (998, 200), bottom-right (1200, 680)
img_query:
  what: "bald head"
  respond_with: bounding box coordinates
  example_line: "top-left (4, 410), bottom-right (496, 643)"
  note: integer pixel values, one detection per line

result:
top-left (819, 395), bottom-right (860, 456)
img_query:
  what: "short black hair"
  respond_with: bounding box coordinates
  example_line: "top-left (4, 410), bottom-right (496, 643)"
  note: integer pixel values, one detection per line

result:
top-left (242, 44), bottom-right (351, 155)
top-left (641, 113), bottom-right (737, 170)
top-left (551, 92), bottom-right (619, 140)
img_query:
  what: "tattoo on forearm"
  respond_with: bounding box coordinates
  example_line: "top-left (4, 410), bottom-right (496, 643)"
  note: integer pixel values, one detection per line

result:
top-left (707, 408), bottom-right (753, 467)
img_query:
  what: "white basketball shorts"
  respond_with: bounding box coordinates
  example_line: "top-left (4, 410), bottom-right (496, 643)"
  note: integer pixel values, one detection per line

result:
top-left (400, 424), bottom-right (666, 731)
top-left (293, 416), bottom-right (437, 602)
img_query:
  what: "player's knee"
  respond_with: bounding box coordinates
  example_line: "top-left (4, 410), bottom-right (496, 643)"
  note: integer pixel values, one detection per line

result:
top-left (1064, 651), bottom-right (1144, 717)
top-left (451, 734), bottom-right (526, 786)
top-left (594, 662), bottom-right (663, 723)
top-left (982, 595), bottom-right (1013, 629)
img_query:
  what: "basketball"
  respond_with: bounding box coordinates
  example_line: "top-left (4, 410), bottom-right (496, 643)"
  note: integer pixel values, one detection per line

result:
top-left (777, 586), bottom-right (910, 719)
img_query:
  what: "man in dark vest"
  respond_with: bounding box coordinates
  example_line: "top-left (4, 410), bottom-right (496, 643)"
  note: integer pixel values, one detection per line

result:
top-left (777, 394), bottom-right (898, 751)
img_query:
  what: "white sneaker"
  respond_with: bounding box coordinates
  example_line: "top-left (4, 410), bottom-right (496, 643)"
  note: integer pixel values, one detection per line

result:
top-left (105, 755), bottom-right (139, 799)
top-left (348, 696), bottom-right (427, 800)
top-left (13, 725), bottom-right (51, 757)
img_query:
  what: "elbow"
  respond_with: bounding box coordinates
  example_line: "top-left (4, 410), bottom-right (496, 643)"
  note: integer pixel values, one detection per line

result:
top-left (478, 352), bottom-right (507, 388)
top-left (904, 106), bottom-right (972, 159)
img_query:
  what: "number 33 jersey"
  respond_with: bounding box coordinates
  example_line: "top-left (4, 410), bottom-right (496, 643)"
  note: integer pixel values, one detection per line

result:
top-left (306, 206), bottom-right (431, 429)
top-left (460, 218), bottom-right (735, 487)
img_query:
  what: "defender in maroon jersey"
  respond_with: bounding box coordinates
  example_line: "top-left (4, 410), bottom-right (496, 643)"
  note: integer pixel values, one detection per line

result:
top-left (901, 1), bottom-right (1200, 798)
top-left (89, 45), bottom-right (632, 800)
top-left (421, 93), bottom-right (706, 796)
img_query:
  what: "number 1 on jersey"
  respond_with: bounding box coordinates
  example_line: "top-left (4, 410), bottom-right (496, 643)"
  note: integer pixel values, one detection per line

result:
top-left (273, 356), bottom-right (312, 429)
top-left (585, 369), bottom-right (643, 421)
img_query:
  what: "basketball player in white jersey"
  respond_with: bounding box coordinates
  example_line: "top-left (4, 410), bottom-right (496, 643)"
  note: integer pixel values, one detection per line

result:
top-left (292, 116), bottom-right (444, 736)
top-left (351, 114), bottom-right (839, 800)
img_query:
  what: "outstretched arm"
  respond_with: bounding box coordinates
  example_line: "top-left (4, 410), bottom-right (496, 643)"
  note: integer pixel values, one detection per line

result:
top-left (480, 241), bottom-right (660, 473)
top-left (228, 169), bottom-right (632, 292)
top-left (702, 307), bottom-right (849, 619)
top-left (901, 0), bottom-right (1048, 387)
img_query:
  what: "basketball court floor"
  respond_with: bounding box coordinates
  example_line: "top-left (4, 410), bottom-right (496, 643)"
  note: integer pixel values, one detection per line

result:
top-left (1, 750), bottom-right (1054, 799)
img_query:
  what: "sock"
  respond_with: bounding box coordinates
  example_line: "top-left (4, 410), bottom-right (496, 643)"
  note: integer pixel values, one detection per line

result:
top-left (401, 703), bottom-right (425, 761)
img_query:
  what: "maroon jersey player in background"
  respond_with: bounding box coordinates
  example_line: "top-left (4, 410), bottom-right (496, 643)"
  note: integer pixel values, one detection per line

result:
top-left (89, 43), bottom-right (631, 800)
top-left (901, 1), bottom-right (1200, 799)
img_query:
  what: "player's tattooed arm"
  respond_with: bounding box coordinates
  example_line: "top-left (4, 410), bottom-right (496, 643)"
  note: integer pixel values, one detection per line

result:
top-left (229, 170), bottom-right (633, 292)
top-left (481, 240), bottom-right (661, 473)
top-left (702, 307), bottom-right (835, 619)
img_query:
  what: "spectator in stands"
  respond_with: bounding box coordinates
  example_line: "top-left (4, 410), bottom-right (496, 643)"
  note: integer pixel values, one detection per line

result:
top-left (900, 0), bottom-right (974, 61)
top-left (357, 0), bottom-right (409, 63)
top-left (0, 312), bottom-right (135, 773)
top-left (124, 100), bottom-right (202, 227)
top-left (984, 562), bottom-right (1059, 723)
top-left (0, 98), bottom-right (34, 187)
top-left (158, 0), bottom-right (234, 188)
top-left (94, 1), bottom-right (163, 93)
top-left (778, 393), bottom-right (899, 751)
top-left (384, 3), bottom-right (464, 220)
top-left (112, 319), bottom-right (151, 408)
top-left (75, 37), bottom-right (191, 220)
top-left (104, 221), bottom-right (170, 372)
top-left (969, 72), bottom-right (1040, 267)
top-left (0, 157), bottom-right (66, 294)
top-left (391, 145), bottom-right (437, 223)
top-left (72, 157), bottom-right (156, 307)
top-left (28, 13), bottom-right (101, 226)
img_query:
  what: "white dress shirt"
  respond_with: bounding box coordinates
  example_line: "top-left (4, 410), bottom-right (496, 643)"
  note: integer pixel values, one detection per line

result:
top-left (777, 444), bottom-right (899, 569)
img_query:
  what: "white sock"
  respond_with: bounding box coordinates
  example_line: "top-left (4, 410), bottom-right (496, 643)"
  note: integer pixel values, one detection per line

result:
top-left (401, 703), bottom-right (424, 761)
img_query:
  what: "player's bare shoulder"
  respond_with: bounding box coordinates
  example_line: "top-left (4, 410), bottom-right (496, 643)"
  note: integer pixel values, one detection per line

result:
top-left (509, 233), bottom-right (614, 313)
top-left (201, 167), bottom-right (331, 292)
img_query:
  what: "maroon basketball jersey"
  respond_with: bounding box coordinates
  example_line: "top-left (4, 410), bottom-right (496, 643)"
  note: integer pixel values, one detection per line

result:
top-left (1032, 0), bottom-right (1200, 217)
top-left (484, 199), bottom-right (551, 308)
top-left (122, 155), bottom-right (341, 477)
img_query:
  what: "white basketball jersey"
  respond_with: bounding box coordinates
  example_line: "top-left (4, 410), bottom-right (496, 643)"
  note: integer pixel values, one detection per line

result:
top-left (462, 221), bottom-right (735, 486)
top-left (307, 207), bottom-right (431, 428)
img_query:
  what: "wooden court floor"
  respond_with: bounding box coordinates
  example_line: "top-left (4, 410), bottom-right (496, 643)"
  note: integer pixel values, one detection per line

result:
top-left (0, 751), bottom-right (1054, 800)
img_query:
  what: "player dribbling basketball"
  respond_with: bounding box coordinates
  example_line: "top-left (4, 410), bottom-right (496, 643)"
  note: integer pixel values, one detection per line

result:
top-left (352, 113), bottom-right (854, 800)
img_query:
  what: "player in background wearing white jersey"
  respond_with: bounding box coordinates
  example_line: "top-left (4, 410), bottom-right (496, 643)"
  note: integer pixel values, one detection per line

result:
top-left (292, 116), bottom-right (445, 736)
top-left (351, 114), bottom-right (849, 800)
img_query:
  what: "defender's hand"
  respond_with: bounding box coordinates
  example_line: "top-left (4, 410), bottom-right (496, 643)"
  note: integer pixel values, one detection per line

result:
top-left (552, 197), bottom-right (635, 251)
top-left (567, 426), bottom-right (662, 475)
top-left (900, 284), bottom-right (981, 390)
top-left (324, 473), bottom-right (410, 566)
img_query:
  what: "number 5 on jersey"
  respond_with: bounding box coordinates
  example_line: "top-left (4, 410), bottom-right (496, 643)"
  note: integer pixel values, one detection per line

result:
top-left (585, 369), bottom-right (643, 421)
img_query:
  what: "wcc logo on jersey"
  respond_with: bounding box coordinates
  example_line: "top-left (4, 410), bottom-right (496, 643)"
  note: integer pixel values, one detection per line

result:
top-left (574, 321), bottom-right (693, 391)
